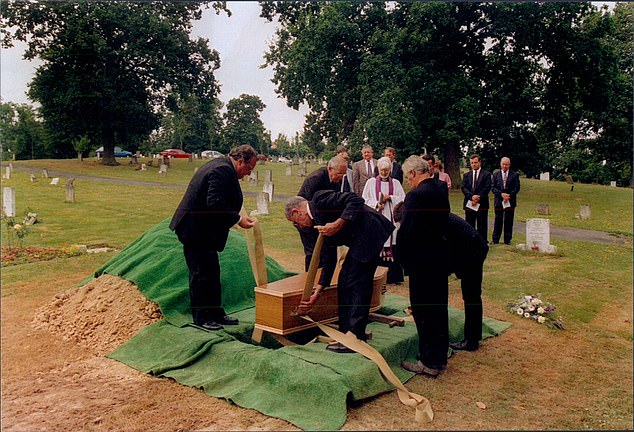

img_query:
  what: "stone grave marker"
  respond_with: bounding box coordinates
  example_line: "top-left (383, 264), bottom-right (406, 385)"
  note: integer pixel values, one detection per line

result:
top-left (285, 165), bottom-right (292, 176)
top-left (518, 218), bottom-right (557, 254)
top-left (141, 164), bottom-right (147, 171)
top-left (610, 181), bottom-right (617, 187)
top-left (249, 171), bottom-right (258, 186)
top-left (578, 204), bottom-right (591, 220)
top-left (4, 166), bottom-right (11, 179)
top-left (264, 169), bottom-right (272, 183)
top-left (50, 178), bottom-right (59, 185)
top-left (64, 178), bottom-right (75, 203)
top-left (539, 172), bottom-right (550, 181)
top-left (254, 192), bottom-right (270, 215)
top-left (42, 169), bottom-right (49, 179)
top-left (130, 155), bottom-right (138, 165)
top-left (159, 164), bottom-right (168, 176)
top-left (263, 181), bottom-right (274, 202)
top-left (2, 187), bottom-right (16, 217)
top-left (535, 203), bottom-right (550, 215)
top-left (30, 172), bottom-right (37, 182)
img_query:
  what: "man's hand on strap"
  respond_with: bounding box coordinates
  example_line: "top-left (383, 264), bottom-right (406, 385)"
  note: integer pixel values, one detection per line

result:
top-left (297, 285), bottom-right (323, 315)
top-left (315, 218), bottom-right (346, 237)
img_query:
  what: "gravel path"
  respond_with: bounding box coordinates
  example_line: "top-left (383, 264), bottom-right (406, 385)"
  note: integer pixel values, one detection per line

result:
top-left (5, 164), bottom-right (630, 245)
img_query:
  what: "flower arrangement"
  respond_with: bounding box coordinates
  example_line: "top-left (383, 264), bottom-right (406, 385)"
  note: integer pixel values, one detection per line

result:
top-left (508, 294), bottom-right (564, 330)
top-left (1, 245), bottom-right (84, 266)
top-left (1, 209), bottom-right (37, 248)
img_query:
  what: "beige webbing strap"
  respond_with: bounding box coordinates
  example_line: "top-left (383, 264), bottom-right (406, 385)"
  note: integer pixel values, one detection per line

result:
top-left (240, 207), bottom-right (267, 287)
top-left (302, 232), bottom-right (324, 301)
top-left (303, 316), bottom-right (434, 423)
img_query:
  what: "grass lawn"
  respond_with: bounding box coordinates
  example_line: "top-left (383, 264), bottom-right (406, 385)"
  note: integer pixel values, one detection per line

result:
top-left (1, 159), bottom-right (632, 430)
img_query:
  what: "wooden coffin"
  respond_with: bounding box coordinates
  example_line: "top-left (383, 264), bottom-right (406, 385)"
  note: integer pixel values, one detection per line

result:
top-left (254, 266), bottom-right (388, 335)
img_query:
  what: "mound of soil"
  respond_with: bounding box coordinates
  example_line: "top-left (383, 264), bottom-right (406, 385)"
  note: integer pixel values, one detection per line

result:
top-left (32, 274), bottom-right (162, 356)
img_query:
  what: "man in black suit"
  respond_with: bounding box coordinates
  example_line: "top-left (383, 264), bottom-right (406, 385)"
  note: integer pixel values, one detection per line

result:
top-left (297, 156), bottom-right (350, 271)
top-left (461, 154), bottom-right (491, 242)
top-left (284, 190), bottom-right (394, 353)
top-left (492, 157), bottom-right (521, 245)
top-left (170, 145), bottom-right (257, 331)
top-left (383, 147), bottom-right (403, 184)
top-left (396, 156), bottom-right (450, 377)
top-left (446, 213), bottom-right (489, 352)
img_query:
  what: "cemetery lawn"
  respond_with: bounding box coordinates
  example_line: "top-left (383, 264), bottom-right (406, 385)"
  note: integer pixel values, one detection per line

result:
top-left (1, 160), bottom-right (632, 430)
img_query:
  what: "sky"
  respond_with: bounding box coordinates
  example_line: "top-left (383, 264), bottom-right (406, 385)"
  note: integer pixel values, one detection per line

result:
top-left (0, 2), bottom-right (308, 140)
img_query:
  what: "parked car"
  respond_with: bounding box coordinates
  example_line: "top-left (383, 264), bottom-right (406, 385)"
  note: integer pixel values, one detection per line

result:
top-left (159, 149), bottom-right (191, 158)
top-left (95, 146), bottom-right (132, 157)
top-left (201, 150), bottom-right (224, 159)
top-left (277, 156), bottom-right (292, 163)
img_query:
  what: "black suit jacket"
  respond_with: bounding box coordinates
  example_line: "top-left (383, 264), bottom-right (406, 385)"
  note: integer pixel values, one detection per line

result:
top-left (461, 169), bottom-right (492, 210)
top-left (491, 170), bottom-right (520, 209)
top-left (169, 157), bottom-right (242, 250)
top-left (309, 190), bottom-right (394, 286)
top-left (446, 213), bottom-right (489, 278)
top-left (396, 178), bottom-right (450, 274)
top-left (298, 166), bottom-right (349, 200)
top-left (391, 161), bottom-right (404, 184)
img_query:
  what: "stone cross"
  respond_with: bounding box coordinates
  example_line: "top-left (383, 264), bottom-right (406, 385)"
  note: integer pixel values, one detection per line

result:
top-left (263, 181), bottom-right (274, 203)
top-left (2, 187), bottom-right (15, 217)
top-left (64, 178), bottom-right (75, 203)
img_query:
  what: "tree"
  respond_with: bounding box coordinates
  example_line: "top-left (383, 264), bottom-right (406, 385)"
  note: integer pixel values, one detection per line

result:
top-left (221, 94), bottom-right (267, 154)
top-left (1, 1), bottom-right (227, 165)
top-left (0, 101), bottom-right (49, 160)
top-left (72, 135), bottom-right (91, 162)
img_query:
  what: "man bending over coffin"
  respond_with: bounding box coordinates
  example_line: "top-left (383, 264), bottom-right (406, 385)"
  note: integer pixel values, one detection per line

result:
top-left (285, 191), bottom-right (394, 353)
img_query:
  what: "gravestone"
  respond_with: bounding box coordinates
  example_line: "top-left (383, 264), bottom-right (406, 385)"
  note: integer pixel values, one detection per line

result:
top-left (30, 172), bottom-right (37, 182)
top-left (141, 164), bottom-right (147, 171)
top-left (50, 178), bottom-right (59, 185)
top-left (285, 165), bottom-right (292, 176)
top-left (64, 178), bottom-right (75, 203)
top-left (539, 172), bottom-right (550, 181)
top-left (42, 169), bottom-right (49, 179)
top-left (578, 204), bottom-right (591, 220)
top-left (249, 171), bottom-right (258, 186)
top-left (263, 181), bottom-right (274, 202)
top-left (264, 169), bottom-right (272, 183)
top-left (4, 166), bottom-right (11, 179)
top-left (159, 164), bottom-right (168, 176)
top-left (131, 155), bottom-right (138, 165)
top-left (517, 218), bottom-right (557, 254)
top-left (2, 187), bottom-right (15, 217)
top-left (610, 181), bottom-right (617, 187)
top-left (535, 203), bottom-right (550, 215)
top-left (254, 192), bottom-right (270, 215)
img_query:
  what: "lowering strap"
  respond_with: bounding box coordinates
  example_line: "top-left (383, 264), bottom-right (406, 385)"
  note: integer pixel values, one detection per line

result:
top-left (302, 316), bottom-right (434, 423)
top-left (240, 207), bottom-right (267, 287)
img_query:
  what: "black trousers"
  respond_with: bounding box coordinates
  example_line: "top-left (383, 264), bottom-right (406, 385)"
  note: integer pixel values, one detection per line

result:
top-left (492, 208), bottom-right (515, 244)
top-left (183, 244), bottom-right (225, 324)
top-left (409, 272), bottom-right (448, 369)
top-left (460, 265), bottom-right (483, 342)
top-left (296, 225), bottom-right (337, 272)
top-left (336, 254), bottom-right (379, 340)
top-left (465, 209), bottom-right (488, 243)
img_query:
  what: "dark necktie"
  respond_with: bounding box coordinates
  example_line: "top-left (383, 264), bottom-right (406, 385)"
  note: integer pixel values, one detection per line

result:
top-left (473, 170), bottom-right (478, 189)
top-left (503, 171), bottom-right (507, 188)
top-left (367, 160), bottom-right (372, 177)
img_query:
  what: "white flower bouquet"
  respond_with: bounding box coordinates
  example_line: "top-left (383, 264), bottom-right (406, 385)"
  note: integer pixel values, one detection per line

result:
top-left (508, 294), bottom-right (564, 329)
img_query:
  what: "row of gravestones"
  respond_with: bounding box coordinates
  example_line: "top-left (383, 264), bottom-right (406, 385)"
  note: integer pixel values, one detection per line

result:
top-left (540, 171), bottom-right (618, 187)
top-left (535, 203), bottom-right (592, 220)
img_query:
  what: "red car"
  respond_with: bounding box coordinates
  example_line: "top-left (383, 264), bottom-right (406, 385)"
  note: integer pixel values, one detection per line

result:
top-left (159, 149), bottom-right (191, 158)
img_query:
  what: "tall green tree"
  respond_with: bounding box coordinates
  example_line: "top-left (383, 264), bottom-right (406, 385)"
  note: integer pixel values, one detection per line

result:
top-left (221, 94), bottom-right (267, 154)
top-left (0, 101), bottom-right (49, 160)
top-left (1, 1), bottom-right (227, 165)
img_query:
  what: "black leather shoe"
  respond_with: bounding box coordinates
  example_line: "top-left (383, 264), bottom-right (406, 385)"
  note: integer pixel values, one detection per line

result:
top-left (199, 321), bottom-right (224, 331)
top-left (450, 340), bottom-right (479, 351)
top-left (326, 342), bottom-right (355, 354)
top-left (401, 360), bottom-right (442, 377)
top-left (218, 315), bottom-right (239, 325)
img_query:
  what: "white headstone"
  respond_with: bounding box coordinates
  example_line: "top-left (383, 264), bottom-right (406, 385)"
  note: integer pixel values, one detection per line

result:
top-left (579, 204), bottom-right (591, 220)
top-left (2, 187), bottom-right (16, 217)
top-left (159, 164), bottom-right (168, 176)
top-left (610, 181), bottom-right (617, 187)
top-left (141, 163), bottom-right (147, 171)
top-left (539, 172), bottom-right (550, 181)
top-left (263, 181), bottom-right (274, 202)
top-left (30, 173), bottom-right (37, 182)
top-left (5, 166), bottom-right (11, 179)
top-left (50, 178), bottom-right (59, 185)
top-left (286, 165), bottom-right (292, 176)
top-left (264, 169), bottom-right (272, 182)
top-left (64, 179), bottom-right (75, 203)
top-left (518, 218), bottom-right (557, 254)
top-left (255, 192), bottom-right (270, 215)
top-left (42, 169), bottom-right (49, 179)
top-left (249, 171), bottom-right (258, 186)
